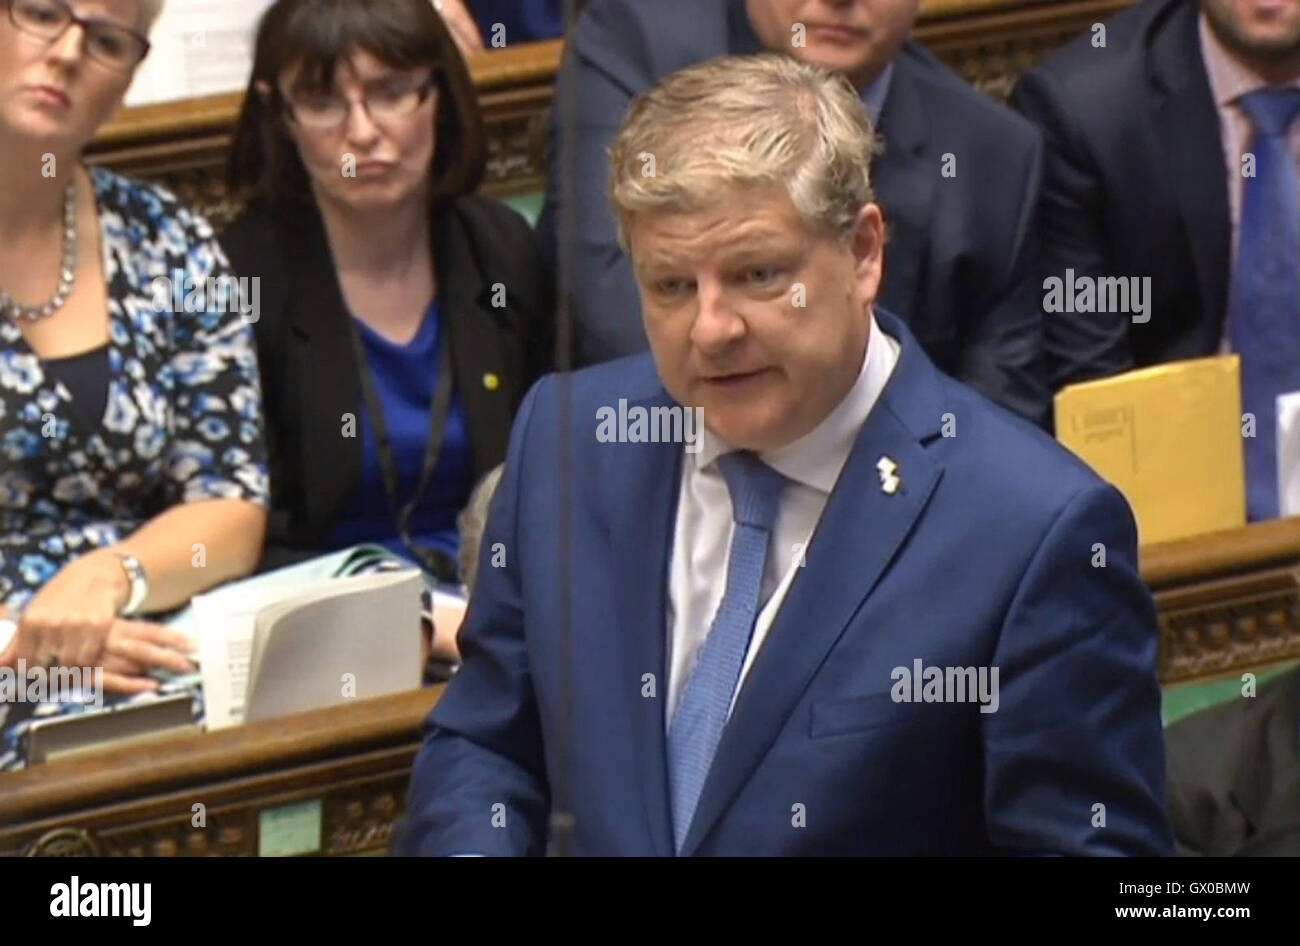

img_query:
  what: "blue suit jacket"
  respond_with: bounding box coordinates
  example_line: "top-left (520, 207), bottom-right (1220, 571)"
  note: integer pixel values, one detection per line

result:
top-left (537, 0), bottom-right (1051, 428)
top-left (401, 311), bottom-right (1172, 856)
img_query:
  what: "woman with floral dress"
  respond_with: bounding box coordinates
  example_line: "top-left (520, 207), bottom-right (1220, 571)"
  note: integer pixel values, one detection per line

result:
top-left (0, 0), bottom-right (269, 768)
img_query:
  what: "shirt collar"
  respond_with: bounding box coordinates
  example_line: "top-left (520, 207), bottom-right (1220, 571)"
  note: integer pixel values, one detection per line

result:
top-left (1199, 11), bottom-right (1300, 108)
top-left (694, 311), bottom-right (900, 493)
top-left (860, 60), bottom-right (896, 123)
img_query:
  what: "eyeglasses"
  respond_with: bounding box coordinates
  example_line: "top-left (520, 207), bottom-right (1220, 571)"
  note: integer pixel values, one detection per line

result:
top-left (6, 0), bottom-right (150, 73)
top-left (281, 74), bottom-right (437, 131)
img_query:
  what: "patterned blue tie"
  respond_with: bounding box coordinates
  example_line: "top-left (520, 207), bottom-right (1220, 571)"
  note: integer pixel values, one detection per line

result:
top-left (1231, 88), bottom-right (1300, 520)
top-left (667, 450), bottom-right (787, 853)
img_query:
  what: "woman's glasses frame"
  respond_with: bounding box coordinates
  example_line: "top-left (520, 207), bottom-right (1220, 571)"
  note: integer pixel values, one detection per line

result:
top-left (279, 73), bottom-right (439, 132)
top-left (5, 0), bottom-right (151, 73)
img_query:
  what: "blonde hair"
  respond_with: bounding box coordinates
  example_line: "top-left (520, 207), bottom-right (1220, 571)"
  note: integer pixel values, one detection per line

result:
top-left (608, 53), bottom-right (881, 252)
top-left (139, 0), bottom-right (165, 30)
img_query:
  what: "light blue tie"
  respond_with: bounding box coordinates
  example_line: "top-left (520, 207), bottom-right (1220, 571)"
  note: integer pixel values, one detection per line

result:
top-left (667, 450), bottom-right (787, 853)
top-left (1231, 88), bottom-right (1300, 520)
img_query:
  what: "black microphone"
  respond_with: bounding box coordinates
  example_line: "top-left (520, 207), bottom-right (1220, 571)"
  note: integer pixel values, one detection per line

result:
top-left (546, 0), bottom-right (581, 859)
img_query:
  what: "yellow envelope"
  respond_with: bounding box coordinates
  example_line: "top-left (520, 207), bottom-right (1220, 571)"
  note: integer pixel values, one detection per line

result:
top-left (1054, 356), bottom-right (1245, 544)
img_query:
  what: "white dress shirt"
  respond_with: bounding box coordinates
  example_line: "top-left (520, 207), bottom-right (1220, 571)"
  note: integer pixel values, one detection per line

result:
top-left (664, 313), bottom-right (900, 726)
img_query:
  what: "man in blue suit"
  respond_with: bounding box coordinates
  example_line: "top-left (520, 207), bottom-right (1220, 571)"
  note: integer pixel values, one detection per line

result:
top-left (537, 0), bottom-right (1051, 428)
top-left (401, 54), bottom-right (1172, 856)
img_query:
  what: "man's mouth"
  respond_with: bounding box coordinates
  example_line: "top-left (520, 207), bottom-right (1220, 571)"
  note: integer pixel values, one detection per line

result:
top-left (806, 23), bottom-right (869, 42)
top-left (702, 368), bottom-right (771, 387)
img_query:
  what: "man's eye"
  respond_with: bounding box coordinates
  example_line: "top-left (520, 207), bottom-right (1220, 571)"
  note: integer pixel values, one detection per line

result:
top-left (655, 279), bottom-right (690, 296)
top-left (745, 267), bottom-right (779, 285)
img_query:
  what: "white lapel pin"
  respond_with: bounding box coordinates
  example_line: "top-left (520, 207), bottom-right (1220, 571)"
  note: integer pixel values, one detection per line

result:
top-left (877, 456), bottom-right (901, 495)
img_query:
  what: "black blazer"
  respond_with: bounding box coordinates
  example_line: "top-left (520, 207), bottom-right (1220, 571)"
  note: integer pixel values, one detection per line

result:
top-left (1165, 667), bottom-right (1300, 856)
top-left (1012, 0), bottom-right (1230, 390)
top-left (220, 194), bottom-right (553, 559)
top-left (537, 0), bottom-right (1051, 427)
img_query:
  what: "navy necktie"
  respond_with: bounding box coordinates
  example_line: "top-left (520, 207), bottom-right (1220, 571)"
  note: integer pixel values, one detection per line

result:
top-left (1230, 87), bottom-right (1300, 520)
top-left (667, 450), bottom-right (787, 853)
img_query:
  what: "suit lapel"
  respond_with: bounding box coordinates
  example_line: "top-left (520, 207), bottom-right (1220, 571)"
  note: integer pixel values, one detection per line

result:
top-left (680, 312), bottom-right (947, 855)
top-left (433, 204), bottom-right (515, 481)
top-left (607, 391), bottom-right (683, 857)
top-left (286, 209), bottom-right (363, 542)
top-left (1148, 1), bottom-right (1231, 335)
top-left (873, 51), bottom-right (934, 327)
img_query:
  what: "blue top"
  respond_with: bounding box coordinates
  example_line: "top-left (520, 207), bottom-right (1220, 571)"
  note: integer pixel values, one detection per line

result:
top-left (328, 299), bottom-right (474, 565)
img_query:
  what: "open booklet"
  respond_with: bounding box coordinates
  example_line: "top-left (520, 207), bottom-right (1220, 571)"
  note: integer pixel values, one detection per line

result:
top-left (14, 546), bottom-right (463, 766)
top-left (167, 546), bottom-right (433, 729)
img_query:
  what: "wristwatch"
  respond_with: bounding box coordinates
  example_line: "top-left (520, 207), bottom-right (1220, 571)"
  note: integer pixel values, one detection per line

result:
top-left (115, 553), bottom-right (149, 617)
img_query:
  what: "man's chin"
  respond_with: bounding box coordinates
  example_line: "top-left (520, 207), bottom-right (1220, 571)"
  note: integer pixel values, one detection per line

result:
top-left (702, 413), bottom-right (788, 453)
top-left (794, 48), bottom-right (876, 82)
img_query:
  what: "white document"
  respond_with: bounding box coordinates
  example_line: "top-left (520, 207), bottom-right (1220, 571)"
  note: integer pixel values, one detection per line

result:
top-left (165, 545), bottom-right (424, 729)
top-left (1276, 391), bottom-right (1300, 516)
top-left (187, 578), bottom-right (318, 730)
top-left (243, 570), bottom-right (423, 723)
top-left (125, 0), bottom-right (275, 107)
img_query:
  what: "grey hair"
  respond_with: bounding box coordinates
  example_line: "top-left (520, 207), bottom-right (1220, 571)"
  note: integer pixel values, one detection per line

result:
top-left (138, 0), bottom-right (165, 31)
top-left (608, 53), bottom-right (881, 252)
top-left (457, 464), bottom-right (504, 594)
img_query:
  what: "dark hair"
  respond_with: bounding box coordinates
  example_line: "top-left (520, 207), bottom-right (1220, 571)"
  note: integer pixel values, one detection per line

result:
top-left (227, 0), bottom-right (485, 217)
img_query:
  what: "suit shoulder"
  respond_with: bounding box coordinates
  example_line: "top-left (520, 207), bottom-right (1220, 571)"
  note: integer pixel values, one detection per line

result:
top-left (446, 192), bottom-right (534, 247)
top-left (932, 374), bottom-right (1118, 518)
top-left (576, 0), bottom-right (729, 78)
top-left (529, 354), bottom-right (663, 419)
top-left (1019, 0), bottom-right (1168, 93)
top-left (444, 194), bottom-right (543, 289)
top-left (900, 43), bottom-right (1039, 154)
top-left (219, 202), bottom-right (284, 276)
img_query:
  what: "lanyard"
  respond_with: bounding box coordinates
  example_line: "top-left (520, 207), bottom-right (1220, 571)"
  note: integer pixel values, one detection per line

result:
top-left (346, 313), bottom-right (460, 583)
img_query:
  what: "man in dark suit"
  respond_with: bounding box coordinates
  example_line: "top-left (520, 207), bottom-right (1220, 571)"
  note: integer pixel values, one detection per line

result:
top-left (400, 54), bottom-right (1171, 856)
top-left (1013, 0), bottom-right (1300, 518)
top-left (1166, 666), bottom-right (1300, 855)
top-left (538, 0), bottom-right (1051, 427)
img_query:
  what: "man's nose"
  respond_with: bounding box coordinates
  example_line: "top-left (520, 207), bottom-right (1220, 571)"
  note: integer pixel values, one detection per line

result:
top-left (689, 279), bottom-right (747, 351)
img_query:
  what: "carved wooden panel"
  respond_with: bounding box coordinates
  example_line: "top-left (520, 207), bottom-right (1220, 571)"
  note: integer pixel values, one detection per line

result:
top-left (9, 518), bottom-right (1300, 855)
top-left (915, 0), bottom-right (1135, 100)
top-left (82, 1), bottom-right (1140, 226)
top-left (0, 688), bottom-right (440, 858)
top-left (1143, 518), bottom-right (1300, 683)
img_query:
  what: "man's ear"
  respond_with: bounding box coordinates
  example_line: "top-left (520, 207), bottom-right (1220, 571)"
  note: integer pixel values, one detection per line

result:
top-left (254, 79), bottom-right (274, 103)
top-left (851, 202), bottom-right (885, 298)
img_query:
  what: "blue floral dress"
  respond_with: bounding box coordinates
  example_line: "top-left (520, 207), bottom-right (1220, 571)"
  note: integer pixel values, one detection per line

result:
top-left (0, 166), bottom-right (269, 768)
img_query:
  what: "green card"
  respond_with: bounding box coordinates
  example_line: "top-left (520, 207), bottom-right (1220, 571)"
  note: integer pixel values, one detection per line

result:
top-left (258, 799), bottom-right (323, 857)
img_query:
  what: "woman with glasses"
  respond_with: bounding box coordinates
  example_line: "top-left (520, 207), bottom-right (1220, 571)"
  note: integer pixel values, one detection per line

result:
top-left (220, 0), bottom-right (553, 658)
top-left (0, 0), bottom-right (270, 767)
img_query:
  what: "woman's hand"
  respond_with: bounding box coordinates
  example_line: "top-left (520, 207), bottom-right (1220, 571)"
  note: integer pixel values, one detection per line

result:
top-left (6, 550), bottom-right (129, 669)
top-left (431, 597), bottom-right (466, 662)
top-left (434, 0), bottom-right (486, 58)
top-left (99, 619), bottom-right (198, 694)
